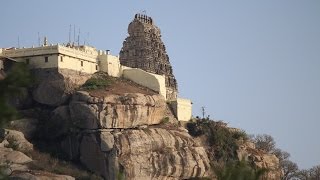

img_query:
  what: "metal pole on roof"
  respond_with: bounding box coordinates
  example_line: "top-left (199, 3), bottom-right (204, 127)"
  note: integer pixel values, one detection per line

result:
top-left (38, 32), bottom-right (40, 46)
top-left (78, 28), bottom-right (80, 46)
top-left (73, 25), bottom-right (76, 45)
top-left (69, 25), bottom-right (71, 44)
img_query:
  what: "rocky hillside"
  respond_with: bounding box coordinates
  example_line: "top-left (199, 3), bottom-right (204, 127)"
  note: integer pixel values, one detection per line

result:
top-left (1, 69), bottom-right (283, 179)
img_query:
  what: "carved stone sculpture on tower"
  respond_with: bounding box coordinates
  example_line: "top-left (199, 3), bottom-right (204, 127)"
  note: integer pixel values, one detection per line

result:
top-left (120, 14), bottom-right (178, 100)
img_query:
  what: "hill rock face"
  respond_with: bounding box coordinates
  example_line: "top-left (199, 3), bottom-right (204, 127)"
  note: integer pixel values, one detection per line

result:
top-left (53, 89), bottom-right (211, 179)
top-left (31, 68), bottom-right (92, 107)
top-left (4, 69), bottom-right (283, 179)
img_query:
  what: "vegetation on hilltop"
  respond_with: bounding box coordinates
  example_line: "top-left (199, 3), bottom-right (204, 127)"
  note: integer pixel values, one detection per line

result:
top-left (187, 117), bottom-right (248, 162)
top-left (187, 117), bottom-right (268, 179)
top-left (80, 72), bottom-right (157, 96)
top-left (252, 134), bottom-right (320, 180)
top-left (214, 159), bottom-right (267, 180)
top-left (81, 72), bottom-right (113, 90)
top-left (0, 63), bottom-right (32, 128)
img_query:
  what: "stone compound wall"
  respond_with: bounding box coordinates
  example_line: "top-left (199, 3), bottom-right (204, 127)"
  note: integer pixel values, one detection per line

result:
top-left (170, 98), bottom-right (192, 121)
top-left (119, 14), bottom-right (178, 100)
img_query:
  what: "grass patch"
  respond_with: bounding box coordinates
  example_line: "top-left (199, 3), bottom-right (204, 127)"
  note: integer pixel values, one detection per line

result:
top-left (161, 117), bottom-right (170, 124)
top-left (81, 72), bottom-right (113, 90)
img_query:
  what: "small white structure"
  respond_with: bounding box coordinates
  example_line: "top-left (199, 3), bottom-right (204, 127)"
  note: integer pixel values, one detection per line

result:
top-left (170, 98), bottom-right (192, 121)
top-left (98, 50), bottom-right (122, 77)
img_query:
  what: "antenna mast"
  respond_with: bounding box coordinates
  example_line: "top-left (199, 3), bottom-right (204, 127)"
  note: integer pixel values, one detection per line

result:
top-left (38, 32), bottom-right (40, 46)
top-left (69, 25), bottom-right (71, 44)
top-left (87, 32), bottom-right (90, 46)
top-left (73, 25), bottom-right (76, 45)
top-left (77, 28), bottom-right (80, 46)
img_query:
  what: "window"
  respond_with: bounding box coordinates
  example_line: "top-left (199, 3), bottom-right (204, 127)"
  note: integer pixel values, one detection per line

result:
top-left (45, 57), bottom-right (48, 62)
top-left (26, 59), bottom-right (30, 64)
top-left (81, 61), bottom-right (83, 67)
top-left (96, 65), bottom-right (98, 70)
top-left (60, 56), bottom-right (63, 62)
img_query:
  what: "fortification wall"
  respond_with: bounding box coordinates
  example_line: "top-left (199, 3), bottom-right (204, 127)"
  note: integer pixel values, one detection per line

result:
top-left (122, 66), bottom-right (167, 99)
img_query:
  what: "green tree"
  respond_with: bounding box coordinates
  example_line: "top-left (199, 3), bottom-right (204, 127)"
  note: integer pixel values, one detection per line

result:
top-left (0, 63), bottom-right (32, 127)
top-left (187, 118), bottom-right (248, 162)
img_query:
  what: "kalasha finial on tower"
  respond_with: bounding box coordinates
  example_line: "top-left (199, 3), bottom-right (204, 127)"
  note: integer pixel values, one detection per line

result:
top-left (134, 11), bottom-right (153, 24)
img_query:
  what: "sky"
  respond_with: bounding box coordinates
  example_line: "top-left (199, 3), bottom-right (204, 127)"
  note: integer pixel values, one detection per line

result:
top-left (1, 0), bottom-right (319, 169)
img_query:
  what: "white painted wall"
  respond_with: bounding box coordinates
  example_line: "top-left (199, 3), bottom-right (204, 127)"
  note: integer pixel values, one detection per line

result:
top-left (122, 67), bottom-right (167, 99)
top-left (170, 98), bottom-right (192, 121)
top-left (99, 54), bottom-right (121, 77)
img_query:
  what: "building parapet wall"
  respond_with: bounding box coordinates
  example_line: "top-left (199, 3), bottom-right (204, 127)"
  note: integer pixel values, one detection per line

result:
top-left (57, 45), bottom-right (98, 62)
top-left (2, 45), bottom-right (98, 62)
top-left (2, 46), bottom-right (59, 58)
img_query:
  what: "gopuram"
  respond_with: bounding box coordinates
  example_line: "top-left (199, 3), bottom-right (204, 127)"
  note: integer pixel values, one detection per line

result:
top-left (120, 13), bottom-right (178, 100)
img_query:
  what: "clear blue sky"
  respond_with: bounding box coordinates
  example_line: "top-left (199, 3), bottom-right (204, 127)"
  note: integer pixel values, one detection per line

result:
top-left (1, 0), bottom-right (319, 169)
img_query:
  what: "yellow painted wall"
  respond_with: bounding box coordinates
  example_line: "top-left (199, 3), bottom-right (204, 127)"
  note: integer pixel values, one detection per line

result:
top-left (15, 55), bottom-right (58, 69)
top-left (58, 55), bottom-right (98, 74)
top-left (2, 45), bottom-right (99, 74)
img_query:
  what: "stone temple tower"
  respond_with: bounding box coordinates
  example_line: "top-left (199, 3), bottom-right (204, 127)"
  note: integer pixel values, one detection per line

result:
top-left (120, 13), bottom-right (177, 100)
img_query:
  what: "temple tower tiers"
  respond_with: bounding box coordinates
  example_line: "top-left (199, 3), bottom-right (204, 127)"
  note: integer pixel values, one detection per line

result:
top-left (120, 14), bottom-right (178, 100)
